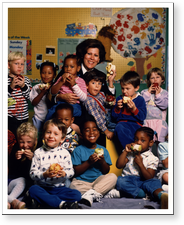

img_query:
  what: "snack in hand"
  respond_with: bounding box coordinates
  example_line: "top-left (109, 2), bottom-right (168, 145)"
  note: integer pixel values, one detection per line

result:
top-left (153, 83), bottom-right (159, 88)
top-left (20, 149), bottom-right (31, 162)
top-left (94, 148), bottom-right (104, 157)
top-left (49, 163), bottom-right (62, 173)
top-left (123, 96), bottom-right (131, 104)
top-left (39, 83), bottom-right (50, 89)
top-left (16, 74), bottom-right (23, 79)
top-left (130, 144), bottom-right (142, 151)
top-left (106, 95), bottom-right (115, 106)
top-left (106, 63), bottom-right (116, 76)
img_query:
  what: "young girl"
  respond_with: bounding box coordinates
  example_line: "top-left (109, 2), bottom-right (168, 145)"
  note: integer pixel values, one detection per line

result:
top-left (30, 62), bottom-right (58, 132)
top-left (46, 54), bottom-right (87, 124)
top-left (105, 127), bottom-right (168, 209)
top-left (8, 122), bottom-right (38, 209)
top-left (70, 117), bottom-right (117, 207)
top-left (29, 118), bottom-right (81, 209)
top-left (141, 68), bottom-right (168, 143)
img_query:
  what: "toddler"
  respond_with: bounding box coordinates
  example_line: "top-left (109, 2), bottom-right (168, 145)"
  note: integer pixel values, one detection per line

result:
top-left (83, 70), bottom-right (115, 140)
top-left (8, 122), bottom-right (38, 209)
top-left (46, 54), bottom-right (87, 122)
top-left (8, 51), bottom-right (32, 137)
top-left (29, 118), bottom-right (81, 209)
top-left (141, 67), bottom-right (168, 142)
top-left (105, 127), bottom-right (168, 209)
top-left (55, 103), bottom-right (79, 154)
top-left (30, 61), bottom-right (58, 132)
top-left (112, 71), bottom-right (147, 148)
top-left (70, 117), bottom-right (117, 207)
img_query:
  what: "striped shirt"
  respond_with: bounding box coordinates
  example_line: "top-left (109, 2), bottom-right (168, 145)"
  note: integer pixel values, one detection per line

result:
top-left (8, 75), bottom-right (32, 120)
top-left (54, 76), bottom-right (87, 103)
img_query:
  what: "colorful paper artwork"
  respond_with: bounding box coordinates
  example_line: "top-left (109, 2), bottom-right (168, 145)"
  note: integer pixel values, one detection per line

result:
top-left (110, 8), bottom-right (165, 58)
top-left (65, 23), bottom-right (97, 37)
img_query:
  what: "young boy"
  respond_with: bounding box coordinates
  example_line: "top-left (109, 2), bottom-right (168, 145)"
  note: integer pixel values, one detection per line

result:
top-left (29, 118), bottom-right (81, 209)
top-left (70, 117), bottom-right (117, 207)
top-left (105, 127), bottom-right (168, 209)
top-left (112, 71), bottom-right (147, 149)
top-left (8, 122), bottom-right (38, 208)
top-left (55, 103), bottom-right (79, 154)
top-left (83, 70), bottom-right (114, 140)
top-left (8, 52), bottom-right (32, 138)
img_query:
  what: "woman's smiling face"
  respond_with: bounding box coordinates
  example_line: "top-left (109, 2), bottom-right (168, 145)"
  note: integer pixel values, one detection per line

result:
top-left (83, 48), bottom-right (100, 71)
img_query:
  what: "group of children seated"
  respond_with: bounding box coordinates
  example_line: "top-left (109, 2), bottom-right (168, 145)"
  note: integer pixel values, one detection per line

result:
top-left (8, 51), bottom-right (169, 210)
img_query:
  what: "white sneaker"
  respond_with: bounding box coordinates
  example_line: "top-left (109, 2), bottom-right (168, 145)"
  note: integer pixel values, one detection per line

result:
top-left (80, 189), bottom-right (103, 207)
top-left (104, 189), bottom-right (120, 198)
top-left (162, 184), bottom-right (168, 192)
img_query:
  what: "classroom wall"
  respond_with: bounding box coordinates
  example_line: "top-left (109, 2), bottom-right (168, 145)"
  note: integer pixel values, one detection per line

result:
top-left (8, 7), bottom-right (167, 83)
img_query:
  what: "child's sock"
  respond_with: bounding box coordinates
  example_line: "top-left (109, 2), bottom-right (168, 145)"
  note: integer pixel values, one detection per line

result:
top-left (136, 189), bottom-right (146, 198)
top-left (157, 191), bottom-right (168, 209)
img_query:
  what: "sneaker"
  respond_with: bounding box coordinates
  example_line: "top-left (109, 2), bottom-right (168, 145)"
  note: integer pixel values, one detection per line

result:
top-left (162, 184), bottom-right (168, 192)
top-left (61, 201), bottom-right (78, 209)
top-left (80, 189), bottom-right (103, 207)
top-left (161, 193), bottom-right (168, 209)
top-left (104, 189), bottom-right (120, 198)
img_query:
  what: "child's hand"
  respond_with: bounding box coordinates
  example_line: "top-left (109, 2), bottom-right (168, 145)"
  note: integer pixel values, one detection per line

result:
top-left (66, 74), bottom-right (76, 87)
top-left (104, 129), bottom-right (114, 140)
top-left (125, 143), bottom-right (133, 153)
top-left (43, 167), bottom-right (65, 178)
top-left (55, 169), bottom-right (66, 178)
top-left (127, 99), bottom-right (136, 112)
top-left (10, 76), bottom-right (20, 89)
top-left (107, 68), bottom-right (116, 88)
top-left (15, 150), bottom-right (24, 160)
top-left (155, 86), bottom-right (161, 95)
top-left (134, 152), bottom-right (143, 166)
top-left (88, 153), bottom-right (99, 165)
top-left (16, 76), bottom-right (25, 88)
top-left (23, 150), bottom-right (34, 161)
top-left (117, 99), bottom-right (123, 108)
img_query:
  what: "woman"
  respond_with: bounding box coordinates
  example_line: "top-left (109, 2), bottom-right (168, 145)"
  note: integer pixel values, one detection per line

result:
top-left (54, 39), bottom-right (116, 105)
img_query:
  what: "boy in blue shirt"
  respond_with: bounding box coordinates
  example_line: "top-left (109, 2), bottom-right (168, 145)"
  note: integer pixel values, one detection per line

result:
top-left (112, 71), bottom-right (147, 149)
top-left (70, 117), bottom-right (117, 207)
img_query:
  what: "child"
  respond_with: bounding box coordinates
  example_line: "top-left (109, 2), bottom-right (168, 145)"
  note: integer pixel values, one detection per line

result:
top-left (141, 67), bottom-right (168, 143)
top-left (157, 141), bottom-right (168, 191)
top-left (8, 52), bottom-right (32, 138)
top-left (29, 118), bottom-right (81, 209)
top-left (30, 62), bottom-right (58, 132)
top-left (8, 122), bottom-right (38, 209)
top-left (46, 54), bottom-right (87, 122)
top-left (55, 103), bottom-right (79, 154)
top-left (112, 71), bottom-right (147, 148)
top-left (70, 117), bottom-right (117, 207)
top-left (105, 127), bottom-right (168, 209)
top-left (83, 70), bottom-right (115, 140)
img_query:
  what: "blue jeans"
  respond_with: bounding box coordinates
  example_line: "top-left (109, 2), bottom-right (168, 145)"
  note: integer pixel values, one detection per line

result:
top-left (29, 185), bottom-right (81, 208)
top-left (116, 176), bottom-right (162, 198)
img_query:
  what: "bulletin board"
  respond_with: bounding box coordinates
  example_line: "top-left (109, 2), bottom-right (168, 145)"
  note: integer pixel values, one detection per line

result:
top-left (8, 40), bottom-right (32, 75)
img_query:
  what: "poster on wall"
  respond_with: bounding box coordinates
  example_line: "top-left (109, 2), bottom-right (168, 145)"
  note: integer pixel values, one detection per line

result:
top-left (8, 40), bottom-right (32, 75)
top-left (58, 38), bottom-right (107, 74)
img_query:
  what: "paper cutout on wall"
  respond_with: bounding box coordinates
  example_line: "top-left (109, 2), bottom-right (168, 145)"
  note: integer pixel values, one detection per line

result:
top-left (65, 23), bottom-right (97, 37)
top-left (109, 8), bottom-right (166, 78)
top-left (8, 40), bottom-right (32, 75)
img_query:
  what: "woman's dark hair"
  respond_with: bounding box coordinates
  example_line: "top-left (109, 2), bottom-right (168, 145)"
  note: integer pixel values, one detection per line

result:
top-left (135, 127), bottom-right (154, 141)
top-left (37, 62), bottom-right (59, 77)
top-left (120, 71), bottom-right (140, 88)
top-left (76, 39), bottom-right (106, 64)
top-left (63, 54), bottom-right (81, 66)
top-left (83, 70), bottom-right (106, 85)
